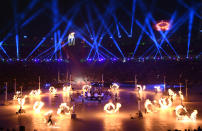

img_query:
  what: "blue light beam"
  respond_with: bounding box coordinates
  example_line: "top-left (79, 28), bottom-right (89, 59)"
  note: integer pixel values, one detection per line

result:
top-left (187, 9), bottom-right (194, 58)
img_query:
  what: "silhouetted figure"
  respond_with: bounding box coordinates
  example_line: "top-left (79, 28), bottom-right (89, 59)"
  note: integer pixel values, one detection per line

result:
top-left (48, 115), bottom-right (53, 126)
top-left (198, 126), bottom-right (202, 131)
top-left (138, 111), bottom-right (143, 118)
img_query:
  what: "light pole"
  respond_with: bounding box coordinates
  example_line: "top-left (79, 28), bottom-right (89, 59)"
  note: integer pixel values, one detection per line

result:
top-left (5, 82), bottom-right (8, 102)
top-left (14, 78), bottom-right (16, 93)
top-left (58, 71), bottom-right (60, 83)
top-left (20, 86), bottom-right (23, 96)
top-left (70, 74), bottom-right (72, 86)
top-left (66, 71), bottom-right (68, 82)
top-left (185, 80), bottom-right (188, 98)
top-left (179, 83), bottom-right (182, 92)
top-left (164, 76), bottom-right (166, 92)
top-left (135, 75), bottom-right (137, 88)
top-left (102, 74), bottom-right (104, 87)
top-left (38, 76), bottom-right (41, 90)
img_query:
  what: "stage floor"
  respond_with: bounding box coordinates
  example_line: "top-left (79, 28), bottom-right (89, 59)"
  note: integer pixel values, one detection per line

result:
top-left (0, 88), bottom-right (202, 131)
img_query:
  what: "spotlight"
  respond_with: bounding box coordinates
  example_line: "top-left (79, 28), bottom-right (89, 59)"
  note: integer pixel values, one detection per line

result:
top-left (23, 35), bottom-right (28, 39)
top-left (128, 34), bottom-right (132, 37)
top-left (123, 58), bottom-right (126, 63)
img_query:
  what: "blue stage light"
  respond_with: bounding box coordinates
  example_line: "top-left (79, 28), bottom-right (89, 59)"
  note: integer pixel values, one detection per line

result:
top-left (23, 35), bottom-right (28, 38)
top-left (187, 9), bottom-right (194, 58)
top-left (128, 34), bottom-right (132, 38)
top-left (16, 34), bottom-right (19, 59)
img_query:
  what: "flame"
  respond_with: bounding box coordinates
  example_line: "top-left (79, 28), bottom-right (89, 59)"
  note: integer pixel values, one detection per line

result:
top-left (17, 96), bottom-right (27, 109)
top-left (63, 85), bottom-right (72, 93)
top-left (49, 86), bottom-right (57, 95)
top-left (13, 91), bottom-right (22, 100)
top-left (190, 110), bottom-right (198, 121)
top-left (82, 85), bottom-right (91, 96)
top-left (154, 86), bottom-right (161, 92)
top-left (33, 101), bottom-right (44, 113)
top-left (110, 83), bottom-right (119, 90)
top-left (82, 85), bottom-right (91, 92)
top-left (137, 85), bottom-right (146, 94)
top-left (110, 83), bottom-right (119, 97)
top-left (44, 110), bottom-right (53, 116)
top-left (137, 85), bottom-right (146, 99)
top-left (179, 91), bottom-right (184, 101)
top-left (159, 97), bottom-right (172, 110)
top-left (145, 99), bottom-right (153, 113)
top-left (63, 85), bottom-right (72, 97)
top-left (104, 102), bottom-right (121, 114)
top-left (29, 89), bottom-right (41, 97)
top-left (57, 103), bottom-right (73, 116)
top-left (156, 21), bottom-right (170, 31)
top-left (175, 105), bottom-right (198, 122)
top-left (168, 89), bottom-right (177, 100)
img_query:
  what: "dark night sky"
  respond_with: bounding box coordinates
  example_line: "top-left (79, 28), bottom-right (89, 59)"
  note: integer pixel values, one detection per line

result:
top-left (0, 0), bottom-right (200, 30)
top-left (0, 0), bottom-right (201, 57)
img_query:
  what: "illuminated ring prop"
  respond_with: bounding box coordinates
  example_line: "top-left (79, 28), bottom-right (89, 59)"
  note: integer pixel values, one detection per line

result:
top-left (104, 102), bottom-right (121, 114)
top-left (179, 91), bottom-right (184, 101)
top-left (13, 91), bottom-right (22, 100)
top-left (156, 21), bottom-right (170, 31)
top-left (17, 96), bottom-right (26, 109)
top-left (63, 86), bottom-right (71, 92)
top-left (57, 103), bottom-right (72, 116)
top-left (175, 105), bottom-right (189, 120)
top-left (175, 105), bottom-right (198, 121)
top-left (154, 86), bottom-right (161, 92)
top-left (190, 110), bottom-right (198, 121)
top-left (33, 101), bottom-right (44, 113)
top-left (30, 89), bottom-right (41, 97)
top-left (82, 85), bottom-right (91, 92)
top-left (44, 110), bottom-right (53, 116)
top-left (111, 83), bottom-right (119, 90)
top-left (159, 98), bottom-right (172, 109)
top-left (168, 89), bottom-right (177, 100)
top-left (49, 86), bottom-right (57, 94)
top-left (145, 99), bottom-right (153, 113)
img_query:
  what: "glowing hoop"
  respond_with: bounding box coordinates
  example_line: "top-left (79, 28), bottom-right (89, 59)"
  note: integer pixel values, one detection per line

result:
top-left (29, 89), bottom-right (41, 97)
top-left (13, 91), bottom-right (22, 100)
top-left (82, 85), bottom-right (91, 92)
top-left (155, 21), bottom-right (170, 31)
top-left (49, 86), bottom-right (57, 95)
top-left (17, 96), bottom-right (27, 109)
top-left (136, 85), bottom-right (146, 94)
top-left (44, 110), bottom-right (53, 116)
top-left (145, 99), bottom-right (153, 113)
top-left (63, 85), bottom-right (72, 93)
top-left (104, 102), bottom-right (121, 114)
top-left (154, 86), bottom-right (161, 92)
top-left (110, 83), bottom-right (119, 90)
top-left (159, 97), bottom-right (172, 109)
top-left (57, 103), bottom-right (72, 116)
top-left (33, 101), bottom-right (44, 113)
top-left (175, 105), bottom-right (198, 121)
top-left (179, 91), bottom-right (184, 101)
top-left (168, 89), bottom-right (177, 100)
